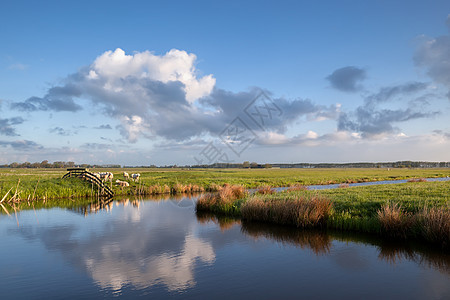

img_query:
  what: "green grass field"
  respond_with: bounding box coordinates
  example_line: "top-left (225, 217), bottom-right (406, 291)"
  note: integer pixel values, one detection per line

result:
top-left (1, 167), bottom-right (449, 201)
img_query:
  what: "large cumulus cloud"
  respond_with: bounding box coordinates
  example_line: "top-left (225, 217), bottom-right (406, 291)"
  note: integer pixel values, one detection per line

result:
top-left (10, 48), bottom-right (335, 143)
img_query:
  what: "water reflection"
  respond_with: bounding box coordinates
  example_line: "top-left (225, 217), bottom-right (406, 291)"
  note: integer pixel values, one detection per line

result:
top-left (71, 194), bottom-right (198, 216)
top-left (241, 221), bottom-right (332, 255)
top-left (8, 198), bottom-right (215, 294)
top-left (196, 211), bottom-right (241, 232)
top-left (376, 240), bottom-right (450, 275)
top-left (1, 196), bottom-right (449, 299)
top-left (197, 213), bottom-right (450, 273)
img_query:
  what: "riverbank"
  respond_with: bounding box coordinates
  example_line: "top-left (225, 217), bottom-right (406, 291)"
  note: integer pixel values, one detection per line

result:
top-left (196, 181), bottom-right (450, 249)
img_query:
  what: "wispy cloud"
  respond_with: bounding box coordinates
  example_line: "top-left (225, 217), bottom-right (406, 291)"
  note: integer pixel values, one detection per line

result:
top-left (11, 85), bottom-right (82, 112)
top-left (0, 117), bottom-right (24, 136)
top-left (0, 139), bottom-right (43, 150)
top-left (337, 81), bottom-right (439, 138)
top-left (49, 127), bottom-right (74, 136)
top-left (94, 124), bottom-right (112, 130)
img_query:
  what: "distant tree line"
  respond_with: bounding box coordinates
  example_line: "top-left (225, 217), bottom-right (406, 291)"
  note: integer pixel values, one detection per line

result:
top-left (0, 161), bottom-right (120, 169)
top-left (1, 160), bottom-right (449, 169)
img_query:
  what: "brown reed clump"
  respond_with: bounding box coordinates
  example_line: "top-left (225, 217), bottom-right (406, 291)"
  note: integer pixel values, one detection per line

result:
top-left (241, 195), bottom-right (332, 228)
top-left (208, 183), bottom-right (222, 192)
top-left (196, 184), bottom-right (247, 213)
top-left (338, 183), bottom-right (350, 188)
top-left (407, 178), bottom-right (427, 182)
top-left (419, 206), bottom-right (450, 247)
top-left (218, 184), bottom-right (247, 202)
top-left (287, 184), bottom-right (308, 191)
top-left (256, 185), bottom-right (275, 195)
top-left (377, 203), bottom-right (416, 239)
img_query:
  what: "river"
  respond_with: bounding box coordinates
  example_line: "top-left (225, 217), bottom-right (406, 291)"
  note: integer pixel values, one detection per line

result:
top-left (0, 195), bottom-right (449, 299)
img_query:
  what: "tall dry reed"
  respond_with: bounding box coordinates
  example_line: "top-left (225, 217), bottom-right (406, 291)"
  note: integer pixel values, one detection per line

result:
top-left (419, 206), bottom-right (450, 247)
top-left (241, 195), bottom-right (332, 228)
top-left (377, 203), bottom-right (415, 239)
top-left (256, 185), bottom-right (275, 195)
top-left (196, 184), bottom-right (247, 214)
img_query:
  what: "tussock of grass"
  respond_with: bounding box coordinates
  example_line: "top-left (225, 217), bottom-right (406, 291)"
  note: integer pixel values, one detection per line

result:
top-left (196, 184), bottom-right (247, 215)
top-left (377, 203), bottom-right (416, 239)
top-left (255, 185), bottom-right (275, 195)
top-left (241, 195), bottom-right (332, 228)
top-left (420, 206), bottom-right (450, 247)
top-left (407, 178), bottom-right (427, 182)
top-left (287, 184), bottom-right (308, 191)
top-left (376, 203), bottom-right (450, 247)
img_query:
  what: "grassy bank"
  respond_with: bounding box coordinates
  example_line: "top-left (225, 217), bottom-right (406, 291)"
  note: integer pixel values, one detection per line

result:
top-left (1, 167), bottom-right (449, 201)
top-left (196, 181), bottom-right (450, 248)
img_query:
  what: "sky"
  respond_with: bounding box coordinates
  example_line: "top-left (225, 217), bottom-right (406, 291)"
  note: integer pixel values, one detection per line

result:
top-left (0, 0), bottom-right (449, 166)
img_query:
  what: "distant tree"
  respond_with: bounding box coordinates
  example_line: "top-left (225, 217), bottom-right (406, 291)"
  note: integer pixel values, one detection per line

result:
top-left (250, 162), bottom-right (258, 168)
top-left (264, 163), bottom-right (272, 169)
top-left (243, 161), bottom-right (250, 168)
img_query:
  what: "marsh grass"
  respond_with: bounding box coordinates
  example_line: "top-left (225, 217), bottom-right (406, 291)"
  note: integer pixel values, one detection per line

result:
top-left (419, 206), bottom-right (450, 247)
top-left (407, 178), bottom-right (428, 182)
top-left (287, 184), bottom-right (308, 191)
top-left (241, 195), bottom-right (332, 228)
top-left (255, 185), bottom-right (275, 194)
top-left (377, 203), bottom-right (416, 239)
top-left (196, 184), bottom-right (247, 216)
top-left (195, 181), bottom-right (450, 248)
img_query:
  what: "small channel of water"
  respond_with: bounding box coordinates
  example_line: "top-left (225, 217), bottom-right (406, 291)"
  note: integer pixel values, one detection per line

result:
top-left (271, 176), bottom-right (450, 192)
top-left (0, 195), bottom-right (449, 299)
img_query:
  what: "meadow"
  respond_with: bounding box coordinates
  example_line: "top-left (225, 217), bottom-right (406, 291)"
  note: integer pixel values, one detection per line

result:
top-left (1, 167), bottom-right (449, 202)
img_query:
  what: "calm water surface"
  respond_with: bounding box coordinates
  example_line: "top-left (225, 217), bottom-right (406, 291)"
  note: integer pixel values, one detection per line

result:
top-left (0, 196), bottom-right (449, 299)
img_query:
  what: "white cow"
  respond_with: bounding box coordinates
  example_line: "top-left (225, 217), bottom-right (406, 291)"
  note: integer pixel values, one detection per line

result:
top-left (99, 172), bottom-right (113, 182)
top-left (131, 173), bottom-right (140, 182)
top-left (123, 172), bottom-right (129, 180)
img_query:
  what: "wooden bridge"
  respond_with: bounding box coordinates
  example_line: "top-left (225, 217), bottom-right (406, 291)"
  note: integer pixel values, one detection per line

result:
top-left (62, 168), bottom-right (114, 197)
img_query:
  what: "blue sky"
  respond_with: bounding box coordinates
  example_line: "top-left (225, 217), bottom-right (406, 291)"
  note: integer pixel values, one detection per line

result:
top-left (1, 0), bottom-right (449, 165)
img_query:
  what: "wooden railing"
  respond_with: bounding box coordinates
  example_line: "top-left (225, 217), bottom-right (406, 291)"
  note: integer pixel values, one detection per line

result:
top-left (62, 168), bottom-right (114, 197)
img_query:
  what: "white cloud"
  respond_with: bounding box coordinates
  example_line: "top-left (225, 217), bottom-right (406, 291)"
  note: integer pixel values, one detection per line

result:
top-left (118, 115), bottom-right (146, 143)
top-left (90, 48), bottom-right (216, 103)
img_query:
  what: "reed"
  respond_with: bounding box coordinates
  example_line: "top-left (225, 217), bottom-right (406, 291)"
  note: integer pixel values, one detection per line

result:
top-left (196, 184), bottom-right (247, 216)
top-left (255, 185), bottom-right (275, 195)
top-left (377, 203), bottom-right (416, 239)
top-left (419, 206), bottom-right (450, 247)
top-left (287, 184), bottom-right (308, 191)
top-left (407, 178), bottom-right (427, 182)
top-left (241, 195), bottom-right (332, 228)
